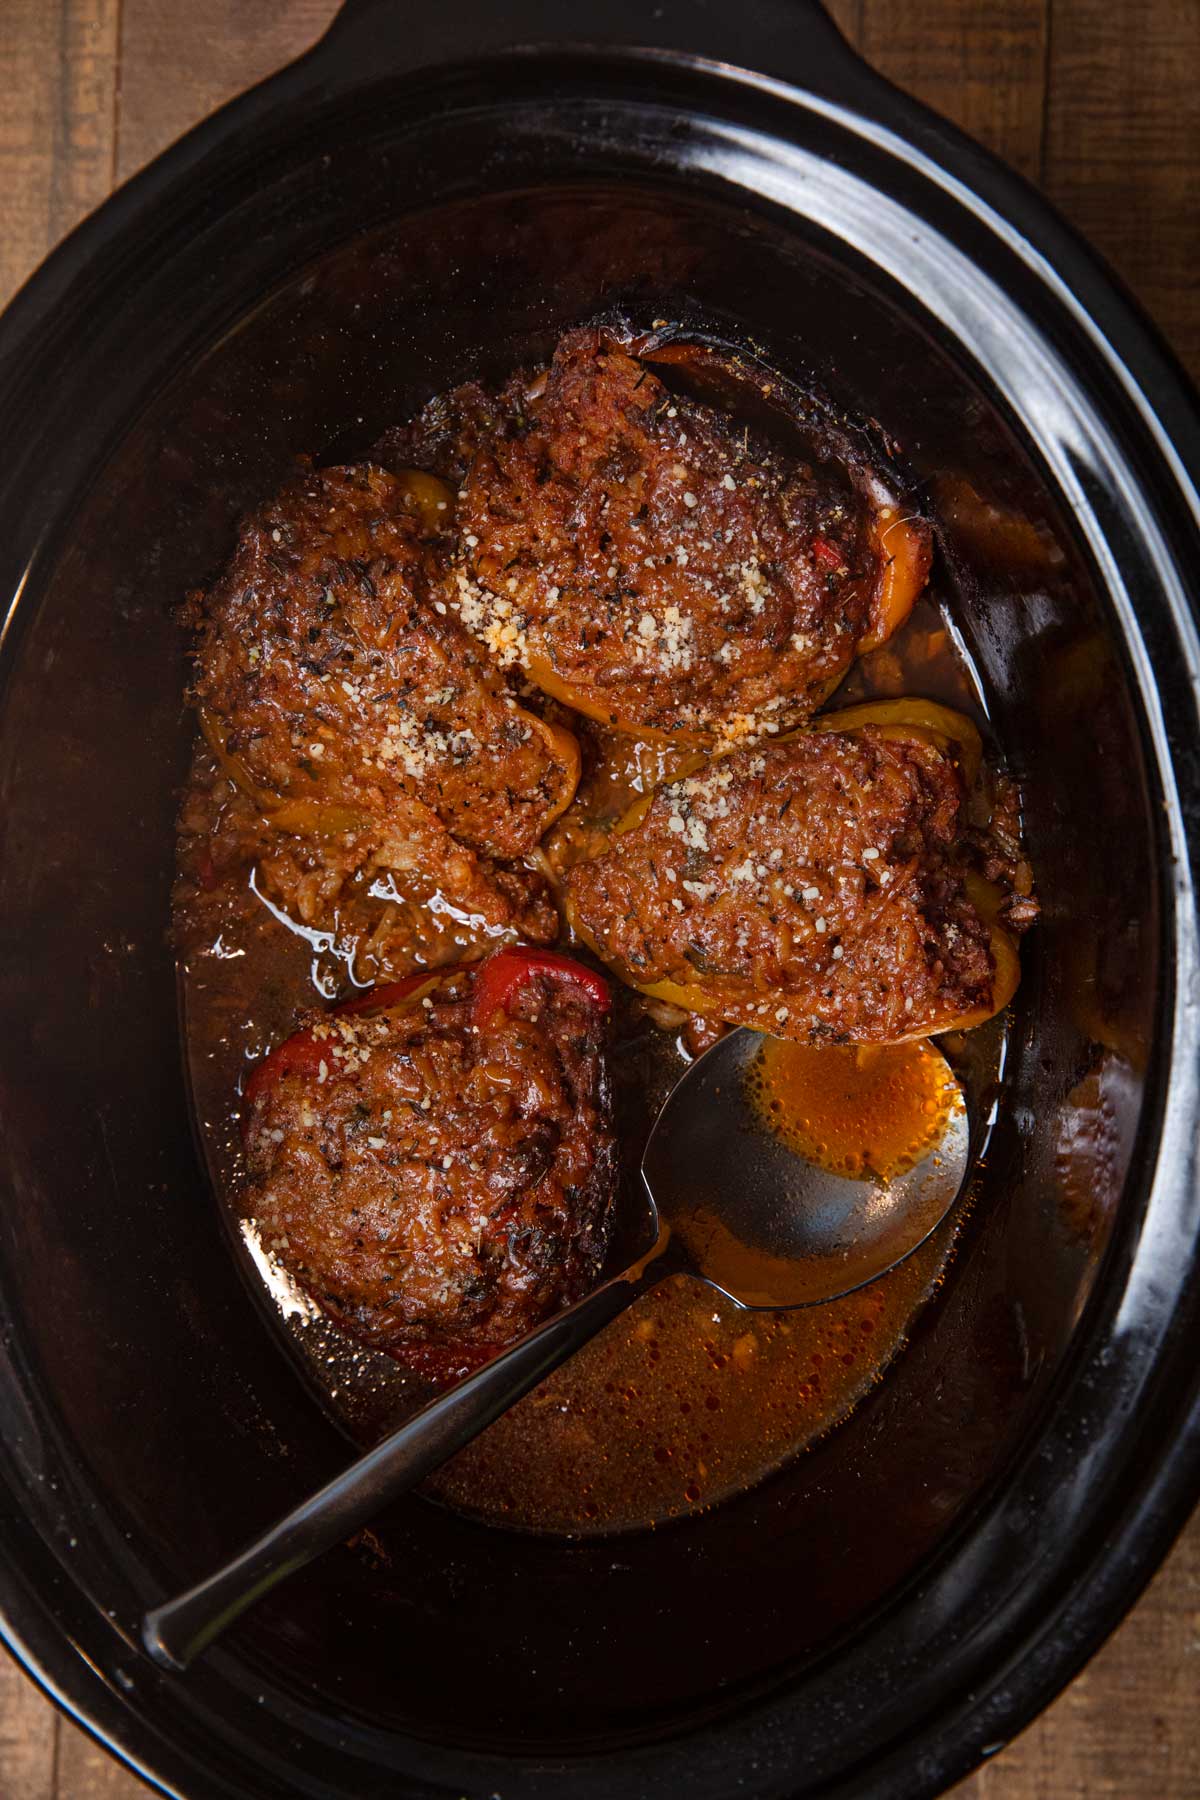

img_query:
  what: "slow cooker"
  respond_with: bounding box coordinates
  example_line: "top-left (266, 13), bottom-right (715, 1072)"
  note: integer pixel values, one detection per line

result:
top-left (0, 2), bottom-right (1197, 1794)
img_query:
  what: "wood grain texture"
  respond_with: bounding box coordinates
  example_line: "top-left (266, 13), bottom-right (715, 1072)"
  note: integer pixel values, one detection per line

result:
top-left (853, 0), bottom-right (1049, 179)
top-left (114, 0), bottom-right (333, 180)
top-left (0, 0), bottom-right (1198, 1795)
top-left (0, 1653), bottom-right (56, 1800)
top-left (0, 0), bottom-right (119, 304)
top-left (54, 1717), bottom-right (154, 1800)
top-left (1041, 0), bottom-right (1200, 378)
top-left (950, 1517), bottom-right (1200, 1798)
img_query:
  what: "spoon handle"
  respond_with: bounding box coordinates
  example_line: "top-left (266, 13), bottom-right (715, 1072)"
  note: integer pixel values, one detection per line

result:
top-left (141, 1244), bottom-right (669, 1671)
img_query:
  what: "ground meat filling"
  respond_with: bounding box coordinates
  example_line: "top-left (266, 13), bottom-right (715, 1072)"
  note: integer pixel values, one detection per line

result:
top-left (452, 329), bottom-right (908, 746)
top-left (186, 461), bottom-right (577, 958)
top-left (565, 728), bottom-right (996, 1043)
top-left (375, 380), bottom-right (514, 493)
top-left (243, 963), bottom-right (617, 1379)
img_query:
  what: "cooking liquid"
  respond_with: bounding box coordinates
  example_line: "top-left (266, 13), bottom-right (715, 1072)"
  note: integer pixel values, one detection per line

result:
top-left (426, 1246), bottom-right (951, 1532)
top-left (178, 524), bottom-right (1000, 1535)
top-left (747, 1038), bottom-right (960, 1181)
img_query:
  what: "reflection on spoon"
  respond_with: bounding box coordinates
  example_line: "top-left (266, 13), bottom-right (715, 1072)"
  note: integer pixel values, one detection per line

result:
top-left (642, 1032), bottom-right (970, 1311)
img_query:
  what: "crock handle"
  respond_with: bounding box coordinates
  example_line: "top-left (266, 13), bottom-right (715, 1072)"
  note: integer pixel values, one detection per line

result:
top-left (313, 0), bottom-right (878, 103)
top-left (140, 1235), bottom-right (676, 1672)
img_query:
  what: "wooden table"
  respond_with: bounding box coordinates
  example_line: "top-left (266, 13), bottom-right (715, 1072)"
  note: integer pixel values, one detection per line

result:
top-left (1, 1), bottom-right (1197, 1794)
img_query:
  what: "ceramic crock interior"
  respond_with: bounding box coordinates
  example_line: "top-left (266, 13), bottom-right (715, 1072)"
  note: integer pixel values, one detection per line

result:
top-left (0, 161), bottom-right (1157, 1757)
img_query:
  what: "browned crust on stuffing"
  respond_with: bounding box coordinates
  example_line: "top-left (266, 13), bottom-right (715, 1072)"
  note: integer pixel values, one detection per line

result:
top-left (565, 728), bottom-right (996, 1042)
top-left (243, 968), bottom-right (617, 1374)
top-left (185, 461), bottom-right (573, 971)
top-left (451, 329), bottom-right (911, 743)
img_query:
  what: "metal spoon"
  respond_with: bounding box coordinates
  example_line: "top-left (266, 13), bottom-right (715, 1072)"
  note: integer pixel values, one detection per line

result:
top-left (142, 1029), bottom-right (969, 1671)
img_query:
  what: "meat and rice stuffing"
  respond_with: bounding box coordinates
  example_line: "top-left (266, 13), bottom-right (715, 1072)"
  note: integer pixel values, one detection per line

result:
top-left (241, 950), bottom-right (617, 1381)
top-left (183, 461), bottom-right (579, 974)
top-left (565, 702), bottom-right (1022, 1043)
top-left (447, 327), bottom-right (931, 746)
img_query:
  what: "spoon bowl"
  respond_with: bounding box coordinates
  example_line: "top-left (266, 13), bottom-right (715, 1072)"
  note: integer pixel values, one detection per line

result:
top-left (142, 1027), bottom-right (970, 1671)
top-left (644, 1029), bottom-right (970, 1308)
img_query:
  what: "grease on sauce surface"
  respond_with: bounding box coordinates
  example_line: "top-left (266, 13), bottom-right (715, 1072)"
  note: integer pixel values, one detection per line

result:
top-left (747, 1037), bottom-right (959, 1180)
top-left (428, 1241), bottom-right (950, 1533)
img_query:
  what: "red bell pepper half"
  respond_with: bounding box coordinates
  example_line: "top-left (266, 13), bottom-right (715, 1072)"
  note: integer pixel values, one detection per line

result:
top-left (471, 945), bottom-right (611, 1027)
top-left (243, 971), bottom-right (441, 1106)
